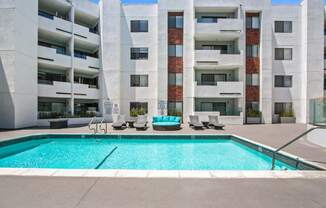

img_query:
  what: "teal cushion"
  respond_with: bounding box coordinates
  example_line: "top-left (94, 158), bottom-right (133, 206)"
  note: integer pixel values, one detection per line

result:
top-left (163, 116), bottom-right (170, 122)
top-left (174, 117), bottom-right (181, 123)
top-left (153, 116), bottom-right (163, 123)
top-left (153, 122), bottom-right (180, 126)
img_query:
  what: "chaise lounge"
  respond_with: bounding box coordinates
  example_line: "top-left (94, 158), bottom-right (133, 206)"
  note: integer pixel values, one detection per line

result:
top-left (188, 115), bottom-right (204, 129)
top-left (152, 116), bottom-right (181, 130)
top-left (112, 115), bottom-right (127, 129)
top-left (208, 115), bottom-right (225, 130)
top-left (134, 115), bottom-right (148, 130)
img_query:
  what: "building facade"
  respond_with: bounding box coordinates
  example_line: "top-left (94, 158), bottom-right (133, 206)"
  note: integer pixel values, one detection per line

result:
top-left (0, 0), bottom-right (325, 129)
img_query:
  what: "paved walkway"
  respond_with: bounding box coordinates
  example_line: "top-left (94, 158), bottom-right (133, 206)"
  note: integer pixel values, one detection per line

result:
top-left (0, 176), bottom-right (325, 208)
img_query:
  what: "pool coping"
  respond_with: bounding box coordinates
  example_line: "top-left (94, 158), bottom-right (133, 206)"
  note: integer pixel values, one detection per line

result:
top-left (0, 133), bottom-right (325, 178)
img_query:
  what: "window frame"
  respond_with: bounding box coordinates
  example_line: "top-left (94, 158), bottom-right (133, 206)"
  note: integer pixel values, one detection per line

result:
top-left (168, 45), bottom-right (183, 57)
top-left (168, 16), bottom-right (183, 29)
top-left (246, 45), bottom-right (259, 58)
top-left (130, 47), bottom-right (149, 60)
top-left (275, 48), bottom-right (292, 60)
top-left (246, 16), bottom-right (260, 29)
top-left (130, 74), bottom-right (149, 87)
top-left (274, 21), bottom-right (292, 33)
top-left (168, 73), bottom-right (183, 86)
top-left (130, 20), bottom-right (148, 32)
top-left (274, 75), bottom-right (292, 88)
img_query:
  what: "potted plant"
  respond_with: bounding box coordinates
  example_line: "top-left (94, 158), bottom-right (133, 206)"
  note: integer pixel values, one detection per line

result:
top-left (129, 107), bottom-right (146, 120)
top-left (246, 109), bottom-right (262, 124)
top-left (280, 109), bottom-right (296, 123)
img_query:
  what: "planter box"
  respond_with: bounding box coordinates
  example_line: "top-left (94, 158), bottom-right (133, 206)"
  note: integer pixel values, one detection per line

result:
top-left (49, 119), bottom-right (68, 129)
top-left (246, 117), bottom-right (261, 124)
top-left (280, 117), bottom-right (296, 123)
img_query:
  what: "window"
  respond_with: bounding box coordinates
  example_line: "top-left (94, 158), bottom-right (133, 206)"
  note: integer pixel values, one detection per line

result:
top-left (74, 76), bottom-right (98, 88)
top-left (130, 75), bottom-right (148, 87)
top-left (246, 74), bottom-right (259, 86)
top-left (38, 71), bottom-right (67, 85)
top-left (274, 102), bottom-right (292, 115)
top-left (246, 16), bottom-right (260, 29)
top-left (168, 45), bottom-right (183, 57)
top-left (197, 16), bottom-right (218, 23)
top-left (130, 20), bottom-right (148, 32)
top-left (168, 73), bottom-right (183, 86)
top-left (200, 102), bottom-right (226, 115)
top-left (168, 102), bottom-right (183, 115)
top-left (274, 76), bottom-right (292, 88)
top-left (130, 102), bottom-right (148, 114)
top-left (168, 16), bottom-right (183, 28)
top-left (201, 74), bottom-right (227, 85)
top-left (130, 48), bottom-right (148, 60)
top-left (246, 45), bottom-right (259, 57)
top-left (246, 102), bottom-right (259, 111)
top-left (275, 21), bottom-right (292, 33)
top-left (275, 48), bottom-right (292, 60)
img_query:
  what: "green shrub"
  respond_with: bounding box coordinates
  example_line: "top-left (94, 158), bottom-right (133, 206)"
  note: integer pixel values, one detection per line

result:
top-left (280, 109), bottom-right (295, 117)
top-left (246, 109), bottom-right (261, 117)
top-left (130, 107), bottom-right (146, 117)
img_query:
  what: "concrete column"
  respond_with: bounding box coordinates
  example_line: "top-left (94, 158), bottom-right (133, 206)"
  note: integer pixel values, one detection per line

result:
top-left (69, 3), bottom-right (75, 116)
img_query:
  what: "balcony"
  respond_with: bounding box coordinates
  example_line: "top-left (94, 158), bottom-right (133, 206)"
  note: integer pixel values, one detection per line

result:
top-left (38, 14), bottom-right (99, 47)
top-left (195, 50), bottom-right (243, 69)
top-left (74, 23), bottom-right (100, 47)
top-left (38, 15), bottom-right (72, 39)
top-left (195, 18), bottom-right (242, 40)
top-left (194, 81), bottom-right (244, 98)
top-left (38, 46), bottom-right (71, 69)
top-left (38, 81), bottom-right (100, 99)
top-left (74, 56), bottom-right (100, 73)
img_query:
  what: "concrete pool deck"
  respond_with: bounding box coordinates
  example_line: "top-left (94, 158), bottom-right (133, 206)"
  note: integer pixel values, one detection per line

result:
top-left (0, 124), bottom-right (326, 207)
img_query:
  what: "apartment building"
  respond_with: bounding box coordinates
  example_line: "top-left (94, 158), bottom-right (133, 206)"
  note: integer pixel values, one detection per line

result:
top-left (0, 0), bottom-right (101, 128)
top-left (0, 0), bottom-right (325, 129)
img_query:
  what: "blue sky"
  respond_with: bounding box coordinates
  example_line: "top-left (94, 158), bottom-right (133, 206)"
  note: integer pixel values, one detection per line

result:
top-left (90, 0), bottom-right (326, 4)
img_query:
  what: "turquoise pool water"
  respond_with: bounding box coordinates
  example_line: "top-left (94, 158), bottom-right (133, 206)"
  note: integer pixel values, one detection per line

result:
top-left (0, 136), bottom-right (295, 170)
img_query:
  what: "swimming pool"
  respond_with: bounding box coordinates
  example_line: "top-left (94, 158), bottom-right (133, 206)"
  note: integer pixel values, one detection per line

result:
top-left (0, 134), bottom-right (320, 170)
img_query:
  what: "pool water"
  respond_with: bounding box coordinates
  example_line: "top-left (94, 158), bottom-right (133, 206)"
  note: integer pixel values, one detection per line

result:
top-left (0, 137), bottom-right (294, 170)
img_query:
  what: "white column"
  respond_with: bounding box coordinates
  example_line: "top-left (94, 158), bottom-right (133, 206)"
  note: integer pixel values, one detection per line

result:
top-left (69, 3), bottom-right (75, 116)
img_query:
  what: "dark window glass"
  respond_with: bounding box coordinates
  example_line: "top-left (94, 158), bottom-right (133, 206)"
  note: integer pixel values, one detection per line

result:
top-left (168, 73), bottom-right (183, 86)
top-left (130, 75), bottom-right (148, 87)
top-left (246, 74), bottom-right (259, 86)
top-left (246, 45), bottom-right (259, 57)
top-left (38, 10), bottom-right (54, 19)
top-left (168, 16), bottom-right (183, 28)
top-left (274, 102), bottom-right (292, 115)
top-left (130, 48), bottom-right (148, 60)
top-left (275, 21), bottom-right (292, 33)
top-left (275, 48), bottom-right (292, 60)
top-left (74, 76), bottom-right (98, 88)
top-left (130, 20), bottom-right (148, 32)
top-left (38, 71), bottom-right (67, 85)
top-left (201, 74), bottom-right (227, 85)
top-left (168, 102), bottom-right (183, 116)
top-left (168, 45), bottom-right (183, 57)
top-left (274, 75), bottom-right (292, 87)
top-left (198, 16), bottom-right (218, 23)
top-left (246, 16), bottom-right (260, 29)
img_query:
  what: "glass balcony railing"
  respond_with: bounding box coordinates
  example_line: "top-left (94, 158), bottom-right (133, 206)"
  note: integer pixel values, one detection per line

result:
top-left (309, 98), bottom-right (326, 125)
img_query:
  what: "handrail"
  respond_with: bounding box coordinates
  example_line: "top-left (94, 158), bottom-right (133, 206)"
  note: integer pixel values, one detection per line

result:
top-left (88, 117), bottom-right (97, 134)
top-left (271, 126), bottom-right (326, 170)
top-left (99, 117), bottom-right (108, 134)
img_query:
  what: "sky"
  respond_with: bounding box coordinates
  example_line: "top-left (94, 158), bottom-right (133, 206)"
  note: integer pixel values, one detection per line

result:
top-left (90, 0), bottom-right (326, 4)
